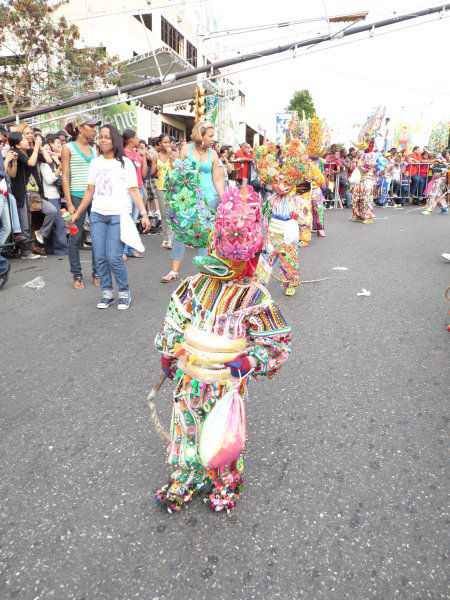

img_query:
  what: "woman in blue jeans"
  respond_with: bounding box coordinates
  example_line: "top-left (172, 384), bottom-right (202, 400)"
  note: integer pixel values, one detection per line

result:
top-left (72, 125), bottom-right (150, 310)
top-left (161, 120), bottom-right (224, 282)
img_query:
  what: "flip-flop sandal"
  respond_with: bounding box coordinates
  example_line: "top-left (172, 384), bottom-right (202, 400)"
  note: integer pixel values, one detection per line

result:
top-left (161, 271), bottom-right (179, 283)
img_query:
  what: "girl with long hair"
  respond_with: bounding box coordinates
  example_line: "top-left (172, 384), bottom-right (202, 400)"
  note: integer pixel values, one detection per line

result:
top-left (71, 125), bottom-right (150, 310)
top-left (156, 133), bottom-right (173, 249)
top-left (62, 113), bottom-right (100, 289)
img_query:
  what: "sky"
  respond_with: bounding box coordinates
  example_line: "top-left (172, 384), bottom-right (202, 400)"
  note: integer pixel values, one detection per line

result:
top-left (207, 0), bottom-right (450, 143)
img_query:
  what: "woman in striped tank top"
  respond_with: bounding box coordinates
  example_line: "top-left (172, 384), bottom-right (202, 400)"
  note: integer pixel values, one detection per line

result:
top-left (62, 113), bottom-right (100, 289)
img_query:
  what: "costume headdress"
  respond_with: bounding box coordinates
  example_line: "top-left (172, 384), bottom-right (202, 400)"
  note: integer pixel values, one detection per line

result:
top-left (307, 115), bottom-right (325, 158)
top-left (353, 105), bottom-right (386, 151)
top-left (194, 182), bottom-right (263, 280)
top-left (165, 159), bottom-right (215, 247)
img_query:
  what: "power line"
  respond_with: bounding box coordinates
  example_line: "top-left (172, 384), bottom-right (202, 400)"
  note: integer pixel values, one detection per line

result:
top-left (64, 0), bottom-right (211, 23)
top-left (1, 3), bottom-right (449, 124)
top-left (33, 11), bottom-right (450, 129)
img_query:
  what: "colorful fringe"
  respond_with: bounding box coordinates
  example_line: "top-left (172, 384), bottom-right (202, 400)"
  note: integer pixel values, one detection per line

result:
top-left (155, 479), bottom-right (205, 513)
top-left (352, 175), bottom-right (375, 221)
top-left (265, 231), bottom-right (299, 288)
top-left (203, 471), bottom-right (244, 513)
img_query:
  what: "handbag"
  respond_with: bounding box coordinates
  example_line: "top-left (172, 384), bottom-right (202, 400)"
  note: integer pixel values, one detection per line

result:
top-left (55, 174), bottom-right (64, 197)
top-left (27, 191), bottom-right (42, 212)
top-left (248, 161), bottom-right (261, 188)
top-left (199, 387), bottom-right (247, 468)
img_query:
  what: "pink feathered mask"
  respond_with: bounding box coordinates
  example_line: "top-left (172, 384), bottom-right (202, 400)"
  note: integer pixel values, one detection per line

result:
top-left (214, 183), bottom-right (263, 262)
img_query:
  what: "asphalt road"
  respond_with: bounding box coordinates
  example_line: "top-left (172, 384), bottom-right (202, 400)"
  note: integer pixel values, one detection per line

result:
top-left (1, 207), bottom-right (449, 600)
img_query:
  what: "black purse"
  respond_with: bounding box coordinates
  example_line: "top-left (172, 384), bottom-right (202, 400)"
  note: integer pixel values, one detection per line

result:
top-left (55, 174), bottom-right (64, 197)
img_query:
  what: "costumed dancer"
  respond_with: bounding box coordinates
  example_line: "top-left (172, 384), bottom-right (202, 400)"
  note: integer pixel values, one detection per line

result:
top-left (307, 115), bottom-right (327, 237)
top-left (350, 109), bottom-right (384, 224)
top-left (422, 164), bottom-right (448, 215)
top-left (154, 183), bottom-right (291, 513)
top-left (350, 151), bottom-right (378, 224)
top-left (255, 140), bottom-right (324, 296)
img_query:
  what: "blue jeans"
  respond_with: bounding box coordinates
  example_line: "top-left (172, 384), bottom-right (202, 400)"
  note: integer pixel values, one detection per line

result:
top-left (410, 174), bottom-right (420, 197)
top-left (45, 198), bottom-right (68, 255)
top-left (68, 195), bottom-right (97, 279)
top-left (123, 188), bottom-right (145, 256)
top-left (0, 194), bottom-right (11, 247)
top-left (171, 194), bottom-right (219, 262)
top-left (418, 176), bottom-right (427, 198)
top-left (90, 212), bottom-right (129, 293)
top-left (0, 252), bottom-right (9, 275)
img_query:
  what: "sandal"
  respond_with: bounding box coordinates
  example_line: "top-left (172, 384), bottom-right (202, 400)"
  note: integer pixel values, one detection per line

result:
top-left (161, 240), bottom-right (171, 248)
top-left (285, 286), bottom-right (297, 296)
top-left (161, 271), bottom-right (179, 283)
top-left (73, 277), bottom-right (85, 289)
top-left (92, 275), bottom-right (101, 287)
top-left (131, 251), bottom-right (143, 258)
top-left (317, 230), bottom-right (325, 237)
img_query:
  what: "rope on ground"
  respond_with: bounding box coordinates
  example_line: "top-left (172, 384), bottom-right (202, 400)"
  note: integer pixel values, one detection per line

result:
top-left (146, 373), bottom-right (171, 443)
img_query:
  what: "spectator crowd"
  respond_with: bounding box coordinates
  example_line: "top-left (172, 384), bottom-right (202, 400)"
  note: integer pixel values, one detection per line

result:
top-left (0, 115), bottom-right (449, 291)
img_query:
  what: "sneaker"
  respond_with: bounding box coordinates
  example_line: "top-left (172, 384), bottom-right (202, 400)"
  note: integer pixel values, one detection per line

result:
top-left (117, 295), bottom-right (131, 310)
top-left (20, 253), bottom-right (41, 260)
top-left (34, 230), bottom-right (44, 245)
top-left (97, 296), bottom-right (115, 309)
top-left (442, 253), bottom-right (450, 262)
top-left (440, 207), bottom-right (448, 214)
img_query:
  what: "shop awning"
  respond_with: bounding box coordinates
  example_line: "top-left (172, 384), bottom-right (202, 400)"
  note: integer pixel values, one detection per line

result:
top-left (120, 47), bottom-right (216, 108)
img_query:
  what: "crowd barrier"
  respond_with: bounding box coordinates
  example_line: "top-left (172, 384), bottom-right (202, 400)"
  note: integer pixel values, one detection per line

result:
top-left (322, 161), bottom-right (448, 208)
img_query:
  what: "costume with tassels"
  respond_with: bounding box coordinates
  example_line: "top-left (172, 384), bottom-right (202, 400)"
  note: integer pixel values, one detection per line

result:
top-left (154, 183), bottom-right (291, 513)
top-left (255, 139), bottom-right (324, 296)
top-left (351, 107), bottom-right (386, 224)
top-left (307, 115), bottom-right (329, 236)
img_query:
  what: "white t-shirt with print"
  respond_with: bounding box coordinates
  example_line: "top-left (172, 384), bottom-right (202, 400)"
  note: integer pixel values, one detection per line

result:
top-left (88, 155), bottom-right (138, 215)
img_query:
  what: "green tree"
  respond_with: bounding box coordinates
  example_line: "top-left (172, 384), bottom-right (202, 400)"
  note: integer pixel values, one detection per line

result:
top-left (0, 0), bottom-right (120, 114)
top-left (286, 89), bottom-right (315, 119)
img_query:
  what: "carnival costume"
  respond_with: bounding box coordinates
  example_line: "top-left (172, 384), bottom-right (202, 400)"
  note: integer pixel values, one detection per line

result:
top-left (351, 152), bottom-right (378, 223)
top-left (351, 107), bottom-right (386, 224)
top-left (255, 140), bottom-right (324, 295)
top-left (154, 183), bottom-right (291, 513)
top-left (307, 115), bottom-right (329, 235)
top-left (422, 165), bottom-right (448, 215)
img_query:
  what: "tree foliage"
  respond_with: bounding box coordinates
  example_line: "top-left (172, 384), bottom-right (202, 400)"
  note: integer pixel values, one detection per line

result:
top-left (286, 89), bottom-right (316, 119)
top-left (0, 0), bottom-right (121, 114)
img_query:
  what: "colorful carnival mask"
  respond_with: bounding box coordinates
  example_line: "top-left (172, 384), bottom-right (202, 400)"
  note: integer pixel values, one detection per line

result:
top-left (255, 143), bottom-right (280, 185)
top-left (194, 183), bottom-right (264, 281)
top-left (165, 159), bottom-right (215, 247)
top-left (281, 139), bottom-right (310, 187)
top-left (213, 184), bottom-right (263, 262)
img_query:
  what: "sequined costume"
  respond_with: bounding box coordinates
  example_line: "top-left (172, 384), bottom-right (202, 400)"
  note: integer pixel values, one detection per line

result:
top-left (423, 175), bottom-right (448, 213)
top-left (154, 184), bottom-right (291, 513)
top-left (264, 191), bottom-right (303, 288)
top-left (351, 153), bottom-right (377, 222)
top-left (311, 183), bottom-right (324, 232)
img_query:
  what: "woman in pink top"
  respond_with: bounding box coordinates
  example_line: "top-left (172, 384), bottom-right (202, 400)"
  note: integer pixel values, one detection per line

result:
top-left (123, 128), bottom-right (148, 259)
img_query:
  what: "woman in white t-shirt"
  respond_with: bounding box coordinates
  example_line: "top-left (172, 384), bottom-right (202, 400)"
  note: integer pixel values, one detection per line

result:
top-left (72, 125), bottom-right (150, 310)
